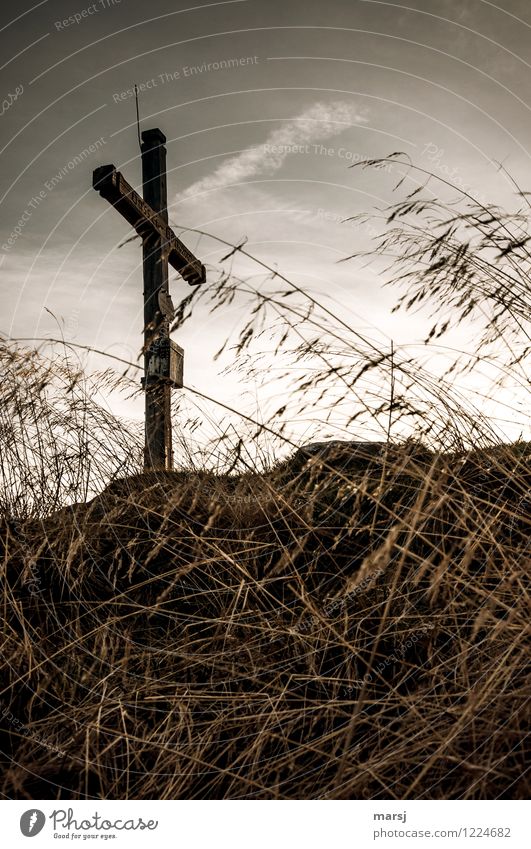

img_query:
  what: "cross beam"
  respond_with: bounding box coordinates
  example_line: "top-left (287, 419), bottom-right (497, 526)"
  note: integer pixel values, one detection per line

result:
top-left (92, 128), bottom-right (205, 471)
top-left (93, 165), bottom-right (205, 286)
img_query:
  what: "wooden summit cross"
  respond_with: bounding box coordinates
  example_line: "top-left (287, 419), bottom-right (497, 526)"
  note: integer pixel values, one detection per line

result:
top-left (92, 128), bottom-right (205, 471)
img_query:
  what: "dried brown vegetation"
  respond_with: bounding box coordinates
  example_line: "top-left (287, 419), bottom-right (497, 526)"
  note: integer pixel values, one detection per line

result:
top-left (0, 436), bottom-right (529, 799)
top-left (0, 168), bottom-right (529, 799)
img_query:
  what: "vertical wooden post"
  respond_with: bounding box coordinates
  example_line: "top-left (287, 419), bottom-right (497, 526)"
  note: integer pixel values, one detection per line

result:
top-left (141, 128), bottom-right (172, 470)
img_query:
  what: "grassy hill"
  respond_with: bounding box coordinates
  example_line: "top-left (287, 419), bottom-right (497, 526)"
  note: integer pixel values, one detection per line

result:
top-left (1, 440), bottom-right (529, 799)
top-left (1, 175), bottom-right (529, 799)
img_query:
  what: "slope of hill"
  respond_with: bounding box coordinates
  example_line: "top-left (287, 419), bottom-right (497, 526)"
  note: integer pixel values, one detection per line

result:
top-left (1, 441), bottom-right (529, 799)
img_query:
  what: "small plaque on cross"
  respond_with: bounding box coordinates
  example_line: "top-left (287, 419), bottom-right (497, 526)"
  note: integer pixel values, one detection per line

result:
top-left (146, 339), bottom-right (184, 388)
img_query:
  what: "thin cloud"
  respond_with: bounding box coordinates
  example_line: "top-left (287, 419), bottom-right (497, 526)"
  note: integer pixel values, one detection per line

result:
top-left (179, 100), bottom-right (368, 201)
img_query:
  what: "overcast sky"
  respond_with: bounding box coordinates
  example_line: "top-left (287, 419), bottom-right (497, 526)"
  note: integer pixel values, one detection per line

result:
top-left (1, 0), bottom-right (530, 448)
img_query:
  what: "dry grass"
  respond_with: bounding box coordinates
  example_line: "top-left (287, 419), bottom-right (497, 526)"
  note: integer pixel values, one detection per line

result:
top-left (0, 166), bottom-right (529, 799)
top-left (0, 436), bottom-right (529, 799)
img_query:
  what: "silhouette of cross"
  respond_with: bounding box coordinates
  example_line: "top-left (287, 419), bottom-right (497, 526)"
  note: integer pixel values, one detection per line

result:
top-left (93, 128), bottom-right (205, 470)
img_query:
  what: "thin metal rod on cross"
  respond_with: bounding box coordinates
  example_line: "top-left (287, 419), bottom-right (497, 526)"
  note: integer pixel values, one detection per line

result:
top-left (93, 128), bottom-right (205, 471)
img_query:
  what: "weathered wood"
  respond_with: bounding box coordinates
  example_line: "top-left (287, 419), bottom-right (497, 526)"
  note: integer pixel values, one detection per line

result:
top-left (92, 127), bottom-right (205, 471)
top-left (92, 166), bottom-right (205, 286)
top-left (141, 129), bottom-right (171, 470)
